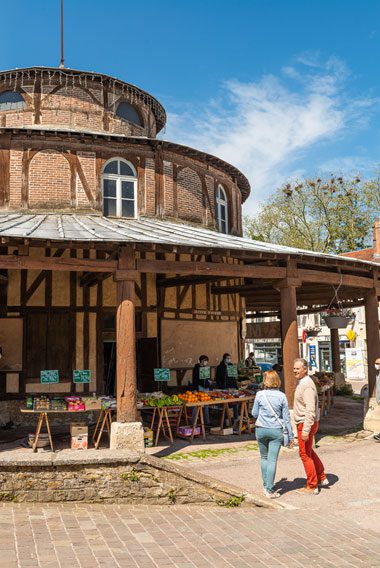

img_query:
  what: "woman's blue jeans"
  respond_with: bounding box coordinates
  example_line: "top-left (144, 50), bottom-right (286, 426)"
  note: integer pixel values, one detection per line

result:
top-left (255, 427), bottom-right (283, 492)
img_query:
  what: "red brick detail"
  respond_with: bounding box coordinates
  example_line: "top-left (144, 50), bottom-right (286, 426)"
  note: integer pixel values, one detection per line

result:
top-left (177, 167), bottom-right (203, 223)
top-left (28, 150), bottom-right (71, 208)
top-left (144, 158), bottom-right (156, 215)
top-left (163, 161), bottom-right (174, 216)
top-left (76, 152), bottom-right (96, 208)
top-left (9, 150), bottom-right (23, 208)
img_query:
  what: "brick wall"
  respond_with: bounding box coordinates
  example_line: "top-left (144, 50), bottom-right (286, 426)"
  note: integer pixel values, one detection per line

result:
top-left (144, 158), bottom-right (156, 215)
top-left (29, 150), bottom-right (71, 208)
top-left (177, 167), bottom-right (204, 223)
top-left (76, 151), bottom-right (96, 208)
top-left (9, 150), bottom-right (23, 208)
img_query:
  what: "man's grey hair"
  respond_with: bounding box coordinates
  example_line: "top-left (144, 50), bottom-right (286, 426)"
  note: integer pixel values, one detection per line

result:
top-left (294, 357), bottom-right (308, 369)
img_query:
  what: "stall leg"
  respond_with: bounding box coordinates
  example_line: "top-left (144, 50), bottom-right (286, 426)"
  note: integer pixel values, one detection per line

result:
top-left (164, 408), bottom-right (173, 443)
top-left (150, 407), bottom-right (157, 431)
top-left (155, 408), bottom-right (164, 446)
top-left (32, 413), bottom-right (44, 453)
top-left (94, 411), bottom-right (109, 450)
top-left (220, 405), bottom-right (226, 431)
top-left (191, 407), bottom-right (200, 442)
top-left (92, 410), bottom-right (103, 443)
top-left (44, 413), bottom-right (54, 452)
top-left (199, 406), bottom-right (206, 440)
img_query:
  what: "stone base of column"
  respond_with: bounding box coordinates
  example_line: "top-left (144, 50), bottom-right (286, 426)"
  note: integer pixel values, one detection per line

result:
top-left (333, 372), bottom-right (346, 389)
top-left (363, 398), bottom-right (380, 433)
top-left (110, 421), bottom-right (145, 451)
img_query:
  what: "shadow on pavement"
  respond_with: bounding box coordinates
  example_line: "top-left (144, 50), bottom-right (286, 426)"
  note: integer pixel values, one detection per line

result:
top-left (274, 473), bottom-right (339, 495)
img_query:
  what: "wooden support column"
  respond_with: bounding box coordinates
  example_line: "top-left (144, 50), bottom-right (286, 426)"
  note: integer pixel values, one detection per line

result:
top-left (365, 287), bottom-right (380, 397)
top-left (277, 265), bottom-right (301, 407)
top-left (116, 247), bottom-right (138, 423)
top-left (330, 328), bottom-right (341, 374)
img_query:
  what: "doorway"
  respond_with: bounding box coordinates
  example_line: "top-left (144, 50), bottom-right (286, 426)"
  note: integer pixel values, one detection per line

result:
top-left (104, 341), bottom-right (116, 396)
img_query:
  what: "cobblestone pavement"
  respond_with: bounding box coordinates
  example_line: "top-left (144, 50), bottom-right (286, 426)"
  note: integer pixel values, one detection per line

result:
top-left (1, 502), bottom-right (380, 568)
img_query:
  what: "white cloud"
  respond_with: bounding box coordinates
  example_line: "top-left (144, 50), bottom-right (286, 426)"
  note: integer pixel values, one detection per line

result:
top-left (161, 56), bottom-right (378, 215)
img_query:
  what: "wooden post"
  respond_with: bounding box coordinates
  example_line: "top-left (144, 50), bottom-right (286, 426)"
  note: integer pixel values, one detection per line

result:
top-left (365, 288), bottom-right (380, 397)
top-left (116, 246), bottom-right (137, 423)
top-left (330, 328), bottom-right (341, 373)
top-left (279, 282), bottom-right (300, 407)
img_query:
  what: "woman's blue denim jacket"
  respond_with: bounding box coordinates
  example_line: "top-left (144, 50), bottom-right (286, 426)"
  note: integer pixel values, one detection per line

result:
top-left (252, 389), bottom-right (294, 440)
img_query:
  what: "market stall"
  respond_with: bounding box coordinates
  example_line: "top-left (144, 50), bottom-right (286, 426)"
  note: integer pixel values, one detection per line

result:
top-left (21, 394), bottom-right (116, 452)
top-left (313, 372), bottom-right (335, 417)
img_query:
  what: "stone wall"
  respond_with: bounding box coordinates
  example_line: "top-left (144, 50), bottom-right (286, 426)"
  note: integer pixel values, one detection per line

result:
top-left (0, 451), bottom-right (273, 507)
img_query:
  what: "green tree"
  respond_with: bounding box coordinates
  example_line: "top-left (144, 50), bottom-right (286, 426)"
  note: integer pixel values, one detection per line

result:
top-left (244, 176), bottom-right (372, 254)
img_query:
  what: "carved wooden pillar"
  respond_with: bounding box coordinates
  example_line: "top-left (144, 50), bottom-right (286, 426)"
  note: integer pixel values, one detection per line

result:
top-left (116, 246), bottom-right (137, 422)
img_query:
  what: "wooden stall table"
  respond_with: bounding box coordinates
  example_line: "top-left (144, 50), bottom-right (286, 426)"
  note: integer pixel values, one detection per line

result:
top-left (184, 395), bottom-right (256, 442)
top-left (92, 408), bottom-right (115, 449)
top-left (21, 408), bottom-right (109, 452)
top-left (143, 404), bottom-right (184, 446)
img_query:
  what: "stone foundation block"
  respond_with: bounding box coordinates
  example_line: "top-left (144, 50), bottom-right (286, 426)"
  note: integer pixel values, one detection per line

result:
top-left (110, 421), bottom-right (144, 451)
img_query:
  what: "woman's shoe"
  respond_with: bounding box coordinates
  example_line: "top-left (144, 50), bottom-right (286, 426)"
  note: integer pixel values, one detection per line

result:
top-left (263, 489), bottom-right (280, 499)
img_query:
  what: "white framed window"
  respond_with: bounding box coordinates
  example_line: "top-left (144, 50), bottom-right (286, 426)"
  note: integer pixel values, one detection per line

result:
top-left (216, 185), bottom-right (228, 234)
top-left (102, 158), bottom-right (137, 218)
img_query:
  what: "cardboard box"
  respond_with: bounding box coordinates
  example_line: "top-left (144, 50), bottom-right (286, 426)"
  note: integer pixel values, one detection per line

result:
top-left (70, 423), bottom-right (88, 437)
top-left (84, 398), bottom-right (102, 411)
top-left (71, 434), bottom-right (88, 450)
top-left (210, 427), bottom-right (234, 436)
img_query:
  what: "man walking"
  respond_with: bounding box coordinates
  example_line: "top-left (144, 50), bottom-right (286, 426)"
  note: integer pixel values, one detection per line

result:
top-left (293, 358), bottom-right (328, 494)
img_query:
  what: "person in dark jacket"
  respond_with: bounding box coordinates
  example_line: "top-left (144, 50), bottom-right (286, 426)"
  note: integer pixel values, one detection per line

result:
top-left (215, 353), bottom-right (239, 424)
top-left (193, 355), bottom-right (211, 390)
top-left (192, 355), bottom-right (211, 427)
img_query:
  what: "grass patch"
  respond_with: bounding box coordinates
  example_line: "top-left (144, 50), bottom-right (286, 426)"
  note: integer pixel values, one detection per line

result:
top-left (0, 492), bottom-right (17, 502)
top-left (216, 495), bottom-right (245, 508)
top-left (164, 443), bottom-right (258, 461)
top-left (167, 489), bottom-right (177, 504)
top-left (120, 468), bottom-right (140, 482)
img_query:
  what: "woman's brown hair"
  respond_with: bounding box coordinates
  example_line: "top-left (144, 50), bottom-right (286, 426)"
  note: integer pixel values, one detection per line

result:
top-left (263, 370), bottom-right (281, 389)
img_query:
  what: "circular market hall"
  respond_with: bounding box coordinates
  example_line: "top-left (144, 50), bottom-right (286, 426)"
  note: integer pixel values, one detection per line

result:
top-left (0, 66), bottom-right (379, 451)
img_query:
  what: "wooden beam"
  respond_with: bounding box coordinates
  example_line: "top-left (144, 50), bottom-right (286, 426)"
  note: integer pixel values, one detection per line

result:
top-left (158, 275), bottom-right (231, 288)
top-left (137, 259), bottom-right (286, 279)
top-left (0, 255), bottom-right (117, 273)
top-left (299, 268), bottom-right (375, 289)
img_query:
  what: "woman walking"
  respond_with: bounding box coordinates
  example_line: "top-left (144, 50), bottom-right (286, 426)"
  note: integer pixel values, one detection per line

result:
top-left (252, 370), bottom-right (294, 498)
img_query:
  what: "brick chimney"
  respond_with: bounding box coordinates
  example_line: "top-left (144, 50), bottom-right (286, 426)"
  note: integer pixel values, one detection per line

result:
top-left (373, 220), bottom-right (380, 257)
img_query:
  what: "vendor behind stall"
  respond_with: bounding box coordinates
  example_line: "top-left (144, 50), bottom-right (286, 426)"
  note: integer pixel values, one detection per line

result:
top-left (245, 352), bottom-right (256, 368)
top-left (216, 353), bottom-right (239, 424)
top-left (192, 355), bottom-right (211, 428)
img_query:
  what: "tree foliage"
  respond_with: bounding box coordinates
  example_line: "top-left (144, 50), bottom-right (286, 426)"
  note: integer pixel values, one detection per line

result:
top-left (244, 176), bottom-right (374, 254)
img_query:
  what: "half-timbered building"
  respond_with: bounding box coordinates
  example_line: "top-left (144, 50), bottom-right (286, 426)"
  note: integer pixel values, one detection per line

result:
top-left (0, 66), bottom-right (379, 445)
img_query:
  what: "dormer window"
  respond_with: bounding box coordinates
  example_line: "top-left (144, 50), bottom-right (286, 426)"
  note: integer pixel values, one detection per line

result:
top-left (216, 185), bottom-right (228, 234)
top-left (116, 102), bottom-right (143, 127)
top-left (102, 159), bottom-right (137, 218)
top-left (0, 91), bottom-right (25, 111)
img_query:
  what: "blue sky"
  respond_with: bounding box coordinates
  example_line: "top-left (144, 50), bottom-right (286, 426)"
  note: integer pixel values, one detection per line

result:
top-left (2, 0), bottom-right (380, 214)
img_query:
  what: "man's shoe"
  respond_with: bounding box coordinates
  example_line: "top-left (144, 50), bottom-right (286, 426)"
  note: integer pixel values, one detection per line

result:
top-left (296, 486), bottom-right (319, 495)
top-left (319, 478), bottom-right (329, 487)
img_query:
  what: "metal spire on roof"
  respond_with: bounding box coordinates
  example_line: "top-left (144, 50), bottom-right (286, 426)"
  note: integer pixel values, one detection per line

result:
top-left (59, 0), bottom-right (65, 68)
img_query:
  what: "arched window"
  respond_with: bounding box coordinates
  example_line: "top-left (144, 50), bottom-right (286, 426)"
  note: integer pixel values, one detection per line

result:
top-left (216, 185), bottom-right (228, 234)
top-left (102, 159), bottom-right (137, 218)
top-left (0, 91), bottom-right (25, 111)
top-left (116, 102), bottom-right (143, 126)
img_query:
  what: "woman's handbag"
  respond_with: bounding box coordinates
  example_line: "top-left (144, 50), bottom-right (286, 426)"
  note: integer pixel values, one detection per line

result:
top-left (262, 392), bottom-right (290, 447)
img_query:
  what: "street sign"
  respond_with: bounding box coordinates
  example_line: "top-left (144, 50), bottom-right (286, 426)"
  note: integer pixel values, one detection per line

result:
top-left (227, 364), bottom-right (238, 378)
top-left (73, 370), bottom-right (91, 383)
top-left (199, 366), bottom-right (211, 380)
top-left (40, 370), bottom-right (59, 384)
top-left (154, 368), bottom-right (171, 382)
